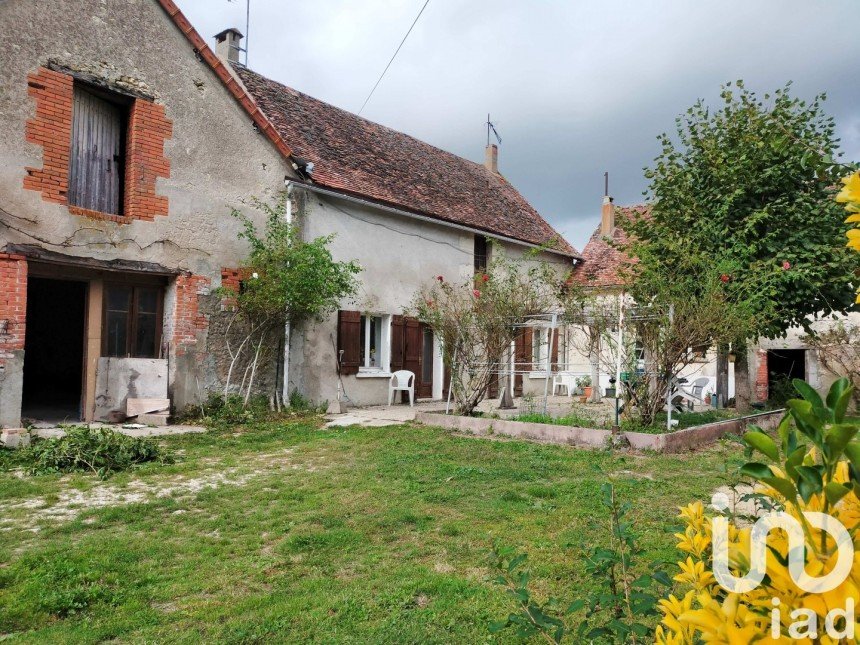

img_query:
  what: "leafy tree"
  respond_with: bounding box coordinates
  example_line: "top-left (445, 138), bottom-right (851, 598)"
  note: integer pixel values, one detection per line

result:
top-left (220, 195), bottom-right (361, 405)
top-left (410, 250), bottom-right (563, 416)
top-left (625, 82), bottom-right (858, 409)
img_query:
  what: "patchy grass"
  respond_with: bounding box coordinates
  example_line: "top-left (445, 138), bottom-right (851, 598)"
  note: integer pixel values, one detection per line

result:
top-left (0, 416), bottom-right (745, 642)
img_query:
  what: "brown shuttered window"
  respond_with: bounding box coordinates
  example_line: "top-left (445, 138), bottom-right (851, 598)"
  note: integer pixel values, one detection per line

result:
top-left (551, 328), bottom-right (560, 370)
top-left (69, 85), bottom-right (129, 215)
top-left (337, 310), bottom-right (361, 375)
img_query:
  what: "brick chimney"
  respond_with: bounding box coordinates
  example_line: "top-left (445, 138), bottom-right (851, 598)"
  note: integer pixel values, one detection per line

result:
top-left (214, 27), bottom-right (244, 64)
top-left (484, 144), bottom-right (499, 174)
top-left (600, 195), bottom-right (615, 236)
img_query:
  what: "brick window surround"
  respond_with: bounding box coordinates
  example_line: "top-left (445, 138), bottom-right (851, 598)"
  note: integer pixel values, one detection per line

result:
top-left (0, 254), bottom-right (28, 365)
top-left (24, 66), bottom-right (172, 223)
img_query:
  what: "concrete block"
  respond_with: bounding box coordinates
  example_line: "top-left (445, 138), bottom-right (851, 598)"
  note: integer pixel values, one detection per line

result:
top-left (136, 412), bottom-right (170, 427)
top-left (95, 358), bottom-right (168, 421)
top-left (0, 428), bottom-right (31, 448)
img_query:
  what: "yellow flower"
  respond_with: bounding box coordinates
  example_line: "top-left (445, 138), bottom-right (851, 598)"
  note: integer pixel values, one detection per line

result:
top-left (675, 556), bottom-right (716, 590)
top-left (848, 228), bottom-right (860, 252)
top-left (836, 171), bottom-right (860, 206)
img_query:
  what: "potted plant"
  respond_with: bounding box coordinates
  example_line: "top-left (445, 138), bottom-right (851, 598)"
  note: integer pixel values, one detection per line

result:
top-left (576, 375), bottom-right (593, 400)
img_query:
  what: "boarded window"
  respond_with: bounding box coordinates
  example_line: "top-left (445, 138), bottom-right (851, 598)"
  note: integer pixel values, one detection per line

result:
top-left (69, 85), bottom-right (128, 215)
top-left (103, 285), bottom-right (163, 358)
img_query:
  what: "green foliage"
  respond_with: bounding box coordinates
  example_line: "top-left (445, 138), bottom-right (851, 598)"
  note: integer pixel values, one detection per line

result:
top-left (627, 81), bottom-right (858, 340)
top-left (767, 374), bottom-right (796, 407)
top-left (19, 427), bottom-right (172, 479)
top-left (741, 378), bottom-right (859, 508)
top-left (490, 483), bottom-right (669, 643)
top-left (223, 195), bottom-right (361, 326)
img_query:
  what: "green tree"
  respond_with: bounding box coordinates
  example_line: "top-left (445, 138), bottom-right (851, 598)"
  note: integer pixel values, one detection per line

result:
top-left (220, 195), bottom-right (361, 405)
top-left (625, 81), bottom-right (858, 409)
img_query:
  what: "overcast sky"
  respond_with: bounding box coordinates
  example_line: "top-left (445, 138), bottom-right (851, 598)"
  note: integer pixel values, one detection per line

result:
top-left (176, 0), bottom-right (860, 252)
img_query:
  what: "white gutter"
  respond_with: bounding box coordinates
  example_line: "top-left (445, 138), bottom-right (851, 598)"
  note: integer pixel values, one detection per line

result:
top-left (284, 180), bottom-right (580, 262)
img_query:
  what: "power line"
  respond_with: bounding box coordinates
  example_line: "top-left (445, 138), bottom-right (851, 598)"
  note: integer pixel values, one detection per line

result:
top-left (358, 0), bottom-right (430, 116)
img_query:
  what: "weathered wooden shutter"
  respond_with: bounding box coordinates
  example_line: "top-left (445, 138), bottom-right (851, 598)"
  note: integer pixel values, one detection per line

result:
top-left (390, 315), bottom-right (406, 372)
top-left (403, 317), bottom-right (421, 376)
top-left (337, 310), bottom-right (361, 375)
top-left (551, 328), bottom-right (560, 371)
top-left (69, 87), bottom-right (124, 215)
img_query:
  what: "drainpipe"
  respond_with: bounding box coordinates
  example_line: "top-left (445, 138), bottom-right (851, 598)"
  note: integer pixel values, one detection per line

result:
top-left (282, 184), bottom-right (293, 407)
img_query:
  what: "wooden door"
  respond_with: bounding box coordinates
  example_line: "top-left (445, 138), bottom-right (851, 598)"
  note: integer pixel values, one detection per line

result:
top-left (513, 327), bottom-right (533, 396)
top-left (417, 324), bottom-right (434, 398)
top-left (403, 318), bottom-right (421, 401)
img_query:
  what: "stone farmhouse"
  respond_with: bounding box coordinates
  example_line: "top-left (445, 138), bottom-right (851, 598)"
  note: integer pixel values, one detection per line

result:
top-left (0, 0), bottom-right (578, 438)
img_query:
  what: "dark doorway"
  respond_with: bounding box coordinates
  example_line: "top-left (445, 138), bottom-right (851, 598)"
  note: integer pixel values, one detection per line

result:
top-left (22, 277), bottom-right (87, 423)
top-left (767, 349), bottom-right (806, 403)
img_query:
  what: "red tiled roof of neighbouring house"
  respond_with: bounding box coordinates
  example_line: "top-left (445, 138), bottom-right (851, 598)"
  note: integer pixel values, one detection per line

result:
top-left (233, 66), bottom-right (579, 258)
top-left (572, 205), bottom-right (650, 288)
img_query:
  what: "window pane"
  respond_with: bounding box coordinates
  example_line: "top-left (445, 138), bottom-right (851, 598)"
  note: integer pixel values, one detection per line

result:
top-left (370, 317), bottom-right (382, 367)
top-left (134, 312), bottom-right (157, 358)
top-left (106, 310), bottom-right (129, 357)
top-left (106, 285), bottom-right (132, 313)
top-left (137, 288), bottom-right (158, 314)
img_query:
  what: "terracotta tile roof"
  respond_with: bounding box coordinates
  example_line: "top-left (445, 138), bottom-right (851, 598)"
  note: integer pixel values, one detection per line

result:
top-left (233, 66), bottom-right (578, 258)
top-left (572, 205), bottom-right (650, 288)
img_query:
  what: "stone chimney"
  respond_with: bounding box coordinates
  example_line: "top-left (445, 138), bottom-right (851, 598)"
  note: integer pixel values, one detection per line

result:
top-left (214, 27), bottom-right (244, 64)
top-left (600, 195), bottom-right (615, 236)
top-left (484, 144), bottom-right (499, 174)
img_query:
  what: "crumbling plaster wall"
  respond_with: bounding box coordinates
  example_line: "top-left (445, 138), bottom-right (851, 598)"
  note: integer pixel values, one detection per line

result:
top-left (0, 0), bottom-right (296, 421)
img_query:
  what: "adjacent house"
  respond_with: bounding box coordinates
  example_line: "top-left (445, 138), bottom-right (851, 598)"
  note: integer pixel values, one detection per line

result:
top-left (0, 0), bottom-right (576, 439)
top-left (569, 194), bottom-right (858, 403)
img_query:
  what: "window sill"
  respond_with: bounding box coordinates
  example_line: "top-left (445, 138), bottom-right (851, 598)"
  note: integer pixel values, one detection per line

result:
top-left (529, 371), bottom-right (552, 379)
top-left (356, 370), bottom-right (392, 379)
top-left (68, 204), bottom-right (131, 224)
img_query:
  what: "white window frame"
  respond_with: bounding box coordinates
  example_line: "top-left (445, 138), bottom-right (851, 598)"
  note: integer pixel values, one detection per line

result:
top-left (357, 313), bottom-right (392, 377)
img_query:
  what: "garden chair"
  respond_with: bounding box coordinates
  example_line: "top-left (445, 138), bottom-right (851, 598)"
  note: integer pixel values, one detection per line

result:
top-left (388, 370), bottom-right (415, 406)
top-left (553, 371), bottom-right (577, 397)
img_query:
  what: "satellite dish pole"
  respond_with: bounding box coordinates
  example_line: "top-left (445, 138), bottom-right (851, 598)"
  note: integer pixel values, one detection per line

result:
top-left (486, 114), bottom-right (502, 146)
top-left (227, 0), bottom-right (250, 65)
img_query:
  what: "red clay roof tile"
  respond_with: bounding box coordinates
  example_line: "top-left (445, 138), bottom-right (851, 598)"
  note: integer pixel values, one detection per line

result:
top-left (234, 66), bottom-right (578, 257)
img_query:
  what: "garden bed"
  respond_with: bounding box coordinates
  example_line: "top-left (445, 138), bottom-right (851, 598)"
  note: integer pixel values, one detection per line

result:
top-left (415, 408), bottom-right (785, 452)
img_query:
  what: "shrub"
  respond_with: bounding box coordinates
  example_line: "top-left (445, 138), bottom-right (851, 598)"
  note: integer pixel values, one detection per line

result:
top-left (21, 426), bottom-right (172, 478)
top-left (654, 378), bottom-right (860, 642)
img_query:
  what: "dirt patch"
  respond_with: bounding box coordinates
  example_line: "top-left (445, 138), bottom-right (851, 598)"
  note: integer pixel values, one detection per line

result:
top-left (0, 448), bottom-right (301, 534)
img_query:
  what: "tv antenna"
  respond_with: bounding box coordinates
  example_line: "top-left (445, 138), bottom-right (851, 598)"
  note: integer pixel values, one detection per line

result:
top-left (227, 0), bottom-right (250, 66)
top-left (486, 114), bottom-right (502, 146)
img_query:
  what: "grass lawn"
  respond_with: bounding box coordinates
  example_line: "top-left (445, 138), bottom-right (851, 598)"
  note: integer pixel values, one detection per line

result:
top-left (0, 417), bottom-right (746, 643)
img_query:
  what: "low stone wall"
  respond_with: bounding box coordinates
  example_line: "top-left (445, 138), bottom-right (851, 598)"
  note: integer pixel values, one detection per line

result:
top-left (415, 409), bottom-right (785, 453)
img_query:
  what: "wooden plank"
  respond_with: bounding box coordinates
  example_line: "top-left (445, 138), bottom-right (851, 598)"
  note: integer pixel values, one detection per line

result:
top-left (127, 398), bottom-right (170, 417)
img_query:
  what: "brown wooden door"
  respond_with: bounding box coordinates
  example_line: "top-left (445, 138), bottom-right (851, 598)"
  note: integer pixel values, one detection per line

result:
top-left (403, 318), bottom-right (421, 401)
top-left (514, 327), bottom-right (533, 396)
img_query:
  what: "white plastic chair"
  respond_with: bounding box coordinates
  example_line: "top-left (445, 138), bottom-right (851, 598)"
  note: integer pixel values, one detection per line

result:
top-left (553, 372), bottom-right (577, 397)
top-left (388, 370), bottom-right (415, 406)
